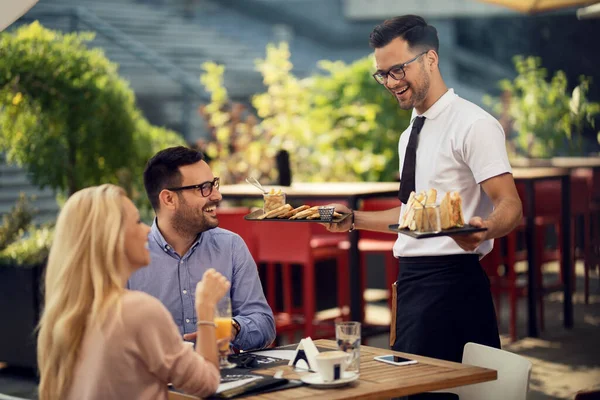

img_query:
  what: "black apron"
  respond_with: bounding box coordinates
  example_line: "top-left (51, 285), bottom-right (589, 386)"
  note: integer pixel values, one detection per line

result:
top-left (391, 254), bottom-right (501, 400)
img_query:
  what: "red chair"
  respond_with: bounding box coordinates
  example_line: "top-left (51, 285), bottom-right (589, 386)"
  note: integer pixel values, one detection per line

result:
top-left (357, 198), bottom-right (402, 323)
top-left (480, 235), bottom-right (536, 342)
top-left (517, 174), bottom-right (592, 302)
top-left (493, 174), bottom-right (591, 340)
top-left (572, 168), bottom-right (600, 303)
top-left (218, 207), bottom-right (302, 343)
top-left (217, 207), bottom-right (257, 259)
top-left (252, 220), bottom-right (350, 339)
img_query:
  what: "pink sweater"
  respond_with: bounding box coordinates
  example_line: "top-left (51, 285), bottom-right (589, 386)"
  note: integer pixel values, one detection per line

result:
top-left (66, 291), bottom-right (220, 399)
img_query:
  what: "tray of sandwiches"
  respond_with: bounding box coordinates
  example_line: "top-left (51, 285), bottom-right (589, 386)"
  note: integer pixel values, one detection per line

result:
top-left (389, 188), bottom-right (487, 239)
top-left (244, 204), bottom-right (352, 223)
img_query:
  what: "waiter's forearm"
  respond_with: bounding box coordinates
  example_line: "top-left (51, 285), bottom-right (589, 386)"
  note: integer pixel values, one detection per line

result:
top-left (354, 207), bottom-right (402, 233)
top-left (484, 198), bottom-right (522, 239)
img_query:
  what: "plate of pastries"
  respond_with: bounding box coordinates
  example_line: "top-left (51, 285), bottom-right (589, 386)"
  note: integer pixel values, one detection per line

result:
top-left (245, 204), bottom-right (352, 223)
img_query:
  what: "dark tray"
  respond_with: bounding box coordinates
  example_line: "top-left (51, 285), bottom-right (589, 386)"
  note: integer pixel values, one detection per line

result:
top-left (388, 224), bottom-right (487, 239)
top-left (244, 209), bottom-right (352, 224)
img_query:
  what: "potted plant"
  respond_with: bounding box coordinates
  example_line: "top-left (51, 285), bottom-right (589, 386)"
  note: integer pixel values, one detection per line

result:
top-left (0, 195), bottom-right (53, 370)
top-left (485, 56), bottom-right (600, 165)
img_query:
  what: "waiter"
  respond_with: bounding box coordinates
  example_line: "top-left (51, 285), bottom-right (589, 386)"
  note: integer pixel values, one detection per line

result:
top-left (328, 14), bottom-right (522, 397)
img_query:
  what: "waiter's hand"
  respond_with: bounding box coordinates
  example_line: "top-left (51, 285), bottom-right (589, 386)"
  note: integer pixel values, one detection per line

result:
top-left (322, 203), bottom-right (353, 232)
top-left (452, 217), bottom-right (488, 251)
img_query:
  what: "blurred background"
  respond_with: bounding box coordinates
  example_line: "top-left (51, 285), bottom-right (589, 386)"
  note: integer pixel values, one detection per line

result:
top-left (1, 1), bottom-right (599, 399)
top-left (2, 0), bottom-right (600, 220)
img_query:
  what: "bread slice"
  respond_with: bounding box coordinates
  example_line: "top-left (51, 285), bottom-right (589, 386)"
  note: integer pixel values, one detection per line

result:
top-left (440, 192), bottom-right (464, 229)
top-left (399, 191), bottom-right (416, 229)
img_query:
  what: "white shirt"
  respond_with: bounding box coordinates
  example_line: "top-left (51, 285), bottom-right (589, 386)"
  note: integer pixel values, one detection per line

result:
top-left (393, 89), bottom-right (512, 258)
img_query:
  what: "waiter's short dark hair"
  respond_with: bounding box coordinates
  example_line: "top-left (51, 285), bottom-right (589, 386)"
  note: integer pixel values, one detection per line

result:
top-left (143, 146), bottom-right (205, 211)
top-left (369, 15), bottom-right (439, 54)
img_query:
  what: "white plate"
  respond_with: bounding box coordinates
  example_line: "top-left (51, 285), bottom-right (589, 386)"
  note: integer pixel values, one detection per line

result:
top-left (300, 371), bottom-right (359, 388)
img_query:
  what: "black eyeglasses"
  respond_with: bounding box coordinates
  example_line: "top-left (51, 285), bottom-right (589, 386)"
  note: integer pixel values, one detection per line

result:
top-left (166, 177), bottom-right (220, 197)
top-left (372, 51), bottom-right (428, 85)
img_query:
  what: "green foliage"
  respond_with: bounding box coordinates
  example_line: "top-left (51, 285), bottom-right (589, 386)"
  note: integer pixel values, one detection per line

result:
top-left (0, 193), bottom-right (35, 250)
top-left (484, 56), bottom-right (600, 158)
top-left (0, 22), bottom-right (142, 195)
top-left (199, 43), bottom-right (411, 183)
top-left (0, 22), bottom-right (185, 223)
top-left (311, 56), bottom-right (411, 181)
top-left (0, 195), bottom-right (51, 268)
top-left (0, 225), bottom-right (53, 267)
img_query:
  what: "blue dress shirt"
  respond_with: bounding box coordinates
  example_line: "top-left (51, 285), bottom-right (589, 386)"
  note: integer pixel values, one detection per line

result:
top-left (128, 220), bottom-right (276, 350)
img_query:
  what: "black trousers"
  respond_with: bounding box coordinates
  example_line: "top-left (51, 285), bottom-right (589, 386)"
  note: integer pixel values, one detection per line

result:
top-left (392, 254), bottom-right (501, 400)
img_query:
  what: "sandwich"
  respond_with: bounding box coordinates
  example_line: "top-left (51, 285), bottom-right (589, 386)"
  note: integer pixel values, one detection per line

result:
top-left (440, 191), bottom-right (464, 229)
top-left (412, 188), bottom-right (437, 232)
top-left (398, 191), bottom-right (418, 230)
top-left (399, 189), bottom-right (436, 231)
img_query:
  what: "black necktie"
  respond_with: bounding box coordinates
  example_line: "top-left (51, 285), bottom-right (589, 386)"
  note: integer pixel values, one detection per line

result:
top-left (398, 116), bottom-right (426, 203)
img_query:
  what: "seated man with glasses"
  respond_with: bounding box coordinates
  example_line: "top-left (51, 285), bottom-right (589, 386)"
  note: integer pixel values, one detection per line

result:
top-left (128, 146), bottom-right (276, 351)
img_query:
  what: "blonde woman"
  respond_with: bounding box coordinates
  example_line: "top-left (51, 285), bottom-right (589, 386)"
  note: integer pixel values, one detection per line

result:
top-left (37, 184), bottom-right (229, 400)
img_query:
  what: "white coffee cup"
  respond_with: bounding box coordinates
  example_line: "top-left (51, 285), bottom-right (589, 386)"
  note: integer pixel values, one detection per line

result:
top-left (314, 351), bottom-right (352, 382)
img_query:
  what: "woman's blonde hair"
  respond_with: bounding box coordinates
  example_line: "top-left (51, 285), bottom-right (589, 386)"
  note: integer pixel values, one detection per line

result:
top-left (37, 184), bottom-right (128, 400)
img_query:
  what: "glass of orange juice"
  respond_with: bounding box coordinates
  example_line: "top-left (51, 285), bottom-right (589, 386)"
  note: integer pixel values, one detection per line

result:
top-left (215, 297), bottom-right (236, 369)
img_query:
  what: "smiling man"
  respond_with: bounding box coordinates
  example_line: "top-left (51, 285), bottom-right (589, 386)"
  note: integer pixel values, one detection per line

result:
top-left (128, 146), bottom-right (275, 351)
top-left (326, 15), bottom-right (522, 397)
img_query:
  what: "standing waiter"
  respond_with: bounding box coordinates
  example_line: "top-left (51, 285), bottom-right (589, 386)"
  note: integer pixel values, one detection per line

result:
top-left (327, 14), bottom-right (522, 398)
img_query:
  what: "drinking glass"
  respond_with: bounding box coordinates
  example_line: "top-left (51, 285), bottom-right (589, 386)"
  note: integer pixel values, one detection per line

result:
top-left (422, 204), bottom-right (441, 233)
top-left (214, 297), bottom-right (236, 369)
top-left (335, 321), bottom-right (361, 374)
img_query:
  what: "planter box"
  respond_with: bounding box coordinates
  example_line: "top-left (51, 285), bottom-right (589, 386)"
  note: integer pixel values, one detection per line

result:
top-left (0, 263), bottom-right (44, 370)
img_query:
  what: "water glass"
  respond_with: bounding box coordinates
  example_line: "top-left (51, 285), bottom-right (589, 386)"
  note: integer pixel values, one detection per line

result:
top-left (335, 321), bottom-right (361, 374)
top-left (422, 204), bottom-right (441, 233)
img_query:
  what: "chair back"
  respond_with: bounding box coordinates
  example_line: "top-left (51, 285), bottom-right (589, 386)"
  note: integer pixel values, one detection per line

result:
top-left (454, 342), bottom-right (532, 400)
top-left (217, 207), bottom-right (257, 258)
top-left (516, 175), bottom-right (590, 217)
top-left (253, 220), bottom-right (313, 264)
top-left (479, 239), bottom-right (504, 280)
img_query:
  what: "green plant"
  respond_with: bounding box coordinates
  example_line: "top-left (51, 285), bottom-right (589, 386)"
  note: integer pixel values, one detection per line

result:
top-left (0, 193), bottom-right (36, 250)
top-left (311, 56), bottom-right (411, 181)
top-left (0, 22), bottom-right (142, 195)
top-left (199, 43), bottom-right (411, 184)
top-left (485, 56), bottom-right (600, 158)
top-left (0, 225), bottom-right (54, 267)
top-left (0, 195), bottom-right (51, 267)
top-left (0, 22), bottom-right (184, 201)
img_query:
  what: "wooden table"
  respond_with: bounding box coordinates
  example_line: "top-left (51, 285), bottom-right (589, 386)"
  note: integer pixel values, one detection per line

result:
top-left (168, 340), bottom-right (497, 400)
top-left (510, 156), bottom-right (600, 169)
top-left (512, 167), bottom-right (573, 337)
top-left (549, 156), bottom-right (600, 169)
top-left (219, 182), bottom-right (400, 323)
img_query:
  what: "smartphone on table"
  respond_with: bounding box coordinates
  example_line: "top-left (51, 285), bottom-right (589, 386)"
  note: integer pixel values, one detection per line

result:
top-left (374, 354), bottom-right (418, 366)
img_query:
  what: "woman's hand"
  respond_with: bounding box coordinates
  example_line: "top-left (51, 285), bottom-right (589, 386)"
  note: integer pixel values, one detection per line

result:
top-left (195, 268), bottom-right (230, 310)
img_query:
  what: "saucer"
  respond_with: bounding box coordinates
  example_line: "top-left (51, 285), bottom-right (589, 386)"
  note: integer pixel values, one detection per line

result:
top-left (300, 371), bottom-right (359, 388)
